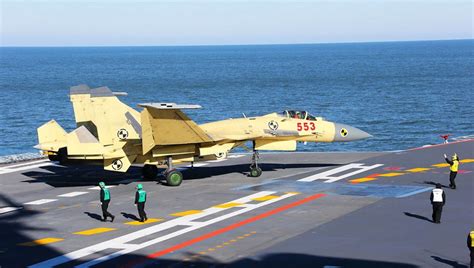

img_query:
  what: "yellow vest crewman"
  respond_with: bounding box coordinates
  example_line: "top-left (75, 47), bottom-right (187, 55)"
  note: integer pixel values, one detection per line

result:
top-left (468, 230), bottom-right (474, 268)
top-left (444, 153), bottom-right (460, 189)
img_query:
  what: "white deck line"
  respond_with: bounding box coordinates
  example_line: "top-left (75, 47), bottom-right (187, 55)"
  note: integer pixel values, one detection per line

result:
top-left (0, 162), bottom-right (57, 175)
top-left (0, 159), bottom-right (49, 169)
top-left (58, 192), bottom-right (89, 197)
top-left (24, 199), bottom-right (57, 205)
top-left (30, 191), bottom-right (298, 268)
top-left (0, 206), bottom-right (22, 214)
top-left (298, 163), bottom-right (384, 183)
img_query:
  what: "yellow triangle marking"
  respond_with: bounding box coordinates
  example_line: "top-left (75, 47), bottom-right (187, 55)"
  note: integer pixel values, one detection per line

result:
top-left (349, 177), bottom-right (377, 183)
top-left (406, 168), bottom-right (432, 173)
top-left (73, 227), bottom-right (116, 236)
top-left (171, 210), bottom-right (203, 217)
top-left (252, 195), bottom-right (279, 201)
top-left (125, 218), bottom-right (163, 225)
top-left (213, 202), bottom-right (243, 209)
top-left (432, 163), bottom-right (450, 168)
top-left (18, 237), bottom-right (64, 246)
top-left (378, 172), bottom-right (405, 177)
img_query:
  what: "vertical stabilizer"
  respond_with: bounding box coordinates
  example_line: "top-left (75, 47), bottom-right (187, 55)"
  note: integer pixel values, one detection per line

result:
top-left (69, 85), bottom-right (141, 146)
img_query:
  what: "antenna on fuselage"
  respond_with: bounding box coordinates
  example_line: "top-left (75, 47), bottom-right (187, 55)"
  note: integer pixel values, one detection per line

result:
top-left (242, 113), bottom-right (247, 118)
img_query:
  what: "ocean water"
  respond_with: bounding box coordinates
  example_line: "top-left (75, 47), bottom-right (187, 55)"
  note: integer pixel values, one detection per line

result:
top-left (0, 40), bottom-right (473, 156)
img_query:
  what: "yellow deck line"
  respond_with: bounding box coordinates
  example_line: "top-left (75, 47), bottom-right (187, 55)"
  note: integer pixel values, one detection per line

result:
top-left (73, 227), bottom-right (116, 236)
top-left (406, 168), bottom-right (431, 173)
top-left (461, 159), bottom-right (474, 163)
top-left (378, 172), bottom-right (405, 177)
top-left (349, 177), bottom-right (377, 183)
top-left (286, 192), bottom-right (301, 195)
top-left (18, 237), bottom-right (64, 246)
top-left (432, 163), bottom-right (450, 168)
top-left (125, 218), bottom-right (163, 225)
top-left (252, 195), bottom-right (279, 201)
top-left (171, 210), bottom-right (203, 217)
top-left (213, 202), bottom-right (244, 209)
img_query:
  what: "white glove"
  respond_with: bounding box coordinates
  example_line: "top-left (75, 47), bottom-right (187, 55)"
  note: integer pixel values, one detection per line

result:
top-left (443, 154), bottom-right (447, 158)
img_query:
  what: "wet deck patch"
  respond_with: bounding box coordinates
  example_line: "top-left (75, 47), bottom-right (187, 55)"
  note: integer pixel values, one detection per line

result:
top-left (236, 180), bottom-right (431, 198)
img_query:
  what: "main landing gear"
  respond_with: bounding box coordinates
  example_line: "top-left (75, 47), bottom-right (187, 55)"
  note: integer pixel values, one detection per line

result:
top-left (142, 156), bottom-right (183, 186)
top-left (249, 150), bottom-right (262, 177)
top-left (163, 156), bottom-right (183, 186)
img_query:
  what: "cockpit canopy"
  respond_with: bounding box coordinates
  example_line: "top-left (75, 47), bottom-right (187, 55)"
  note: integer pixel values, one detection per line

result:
top-left (281, 110), bottom-right (318, 121)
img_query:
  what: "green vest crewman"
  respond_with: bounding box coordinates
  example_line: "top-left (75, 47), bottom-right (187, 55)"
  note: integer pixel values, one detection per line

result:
top-left (135, 184), bottom-right (148, 222)
top-left (99, 181), bottom-right (115, 222)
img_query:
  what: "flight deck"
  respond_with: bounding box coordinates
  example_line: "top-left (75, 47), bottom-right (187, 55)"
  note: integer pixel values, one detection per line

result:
top-left (0, 140), bottom-right (473, 267)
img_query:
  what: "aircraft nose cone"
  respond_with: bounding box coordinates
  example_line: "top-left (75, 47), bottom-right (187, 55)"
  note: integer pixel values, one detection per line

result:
top-left (333, 123), bottom-right (372, 141)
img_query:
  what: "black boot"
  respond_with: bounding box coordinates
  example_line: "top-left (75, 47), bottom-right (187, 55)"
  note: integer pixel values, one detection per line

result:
top-left (111, 215), bottom-right (115, 222)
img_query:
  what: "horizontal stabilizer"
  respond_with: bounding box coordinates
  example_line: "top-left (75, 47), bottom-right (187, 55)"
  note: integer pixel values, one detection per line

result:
top-left (66, 126), bottom-right (104, 155)
top-left (35, 120), bottom-right (67, 151)
top-left (104, 152), bottom-right (136, 172)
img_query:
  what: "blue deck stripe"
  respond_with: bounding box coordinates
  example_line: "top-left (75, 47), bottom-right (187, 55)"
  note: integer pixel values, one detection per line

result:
top-left (396, 187), bottom-right (432, 198)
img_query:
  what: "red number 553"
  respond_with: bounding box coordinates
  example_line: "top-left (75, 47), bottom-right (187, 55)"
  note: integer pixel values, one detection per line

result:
top-left (297, 122), bottom-right (316, 131)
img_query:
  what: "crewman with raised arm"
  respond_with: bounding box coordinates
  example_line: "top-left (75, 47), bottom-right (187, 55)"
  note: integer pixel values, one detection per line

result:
top-left (444, 153), bottom-right (460, 189)
top-left (99, 181), bottom-right (115, 222)
top-left (430, 183), bottom-right (445, 224)
top-left (135, 184), bottom-right (148, 222)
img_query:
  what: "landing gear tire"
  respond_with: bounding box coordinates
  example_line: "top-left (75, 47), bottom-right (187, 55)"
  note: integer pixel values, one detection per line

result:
top-left (48, 154), bottom-right (59, 162)
top-left (249, 166), bottom-right (262, 177)
top-left (166, 169), bottom-right (183, 186)
top-left (248, 148), bottom-right (262, 177)
top-left (142, 165), bottom-right (158, 180)
top-left (54, 147), bottom-right (68, 165)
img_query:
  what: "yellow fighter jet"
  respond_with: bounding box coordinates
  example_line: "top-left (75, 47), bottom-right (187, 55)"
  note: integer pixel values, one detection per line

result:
top-left (35, 85), bottom-right (371, 186)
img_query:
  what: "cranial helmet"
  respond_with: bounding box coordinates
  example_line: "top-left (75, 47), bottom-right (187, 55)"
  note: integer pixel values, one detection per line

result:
top-left (452, 153), bottom-right (458, 160)
top-left (137, 184), bottom-right (143, 190)
top-left (99, 181), bottom-right (105, 188)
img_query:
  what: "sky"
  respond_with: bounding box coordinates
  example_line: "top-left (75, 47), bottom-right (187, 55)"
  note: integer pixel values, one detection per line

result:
top-left (1, 0), bottom-right (472, 46)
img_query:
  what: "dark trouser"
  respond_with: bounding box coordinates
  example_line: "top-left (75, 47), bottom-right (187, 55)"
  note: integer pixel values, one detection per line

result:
top-left (137, 202), bottom-right (147, 221)
top-left (470, 248), bottom-right (473, 268)
top-left (431, 202), bottom-right (443, 223)
top-left (101, 200), bottom-right (114, 220)
top-left (449, 171), bottom-right (457, 189)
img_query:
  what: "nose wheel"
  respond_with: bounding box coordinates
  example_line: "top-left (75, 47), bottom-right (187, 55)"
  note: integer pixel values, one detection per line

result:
top-left (249, 151), bottom-right (262, 177)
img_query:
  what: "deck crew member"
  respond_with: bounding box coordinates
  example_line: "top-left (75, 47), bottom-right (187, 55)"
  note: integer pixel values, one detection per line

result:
top-left (444, 153), bottom-right (460, 189)
top-left (430, 183), bottom-right (445, 224)
top-left (468, 230), bottom-right (474, 268)
top-left (135, 184), bottom-right (148, 222)
top-left (99, 181), bottom-right (115, 222)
